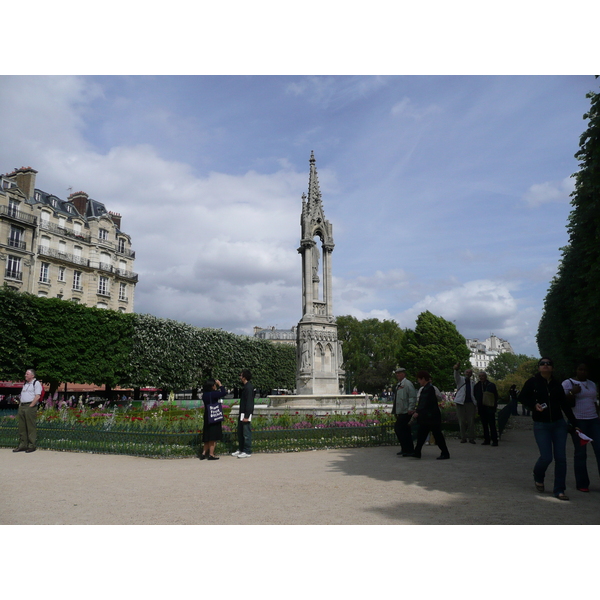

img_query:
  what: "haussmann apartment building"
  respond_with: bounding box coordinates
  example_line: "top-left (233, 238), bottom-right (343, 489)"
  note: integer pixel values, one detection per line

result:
top-left (0, 166), bottom-right (137, 311)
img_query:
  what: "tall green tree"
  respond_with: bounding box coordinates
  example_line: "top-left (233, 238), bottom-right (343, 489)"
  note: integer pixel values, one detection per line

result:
top-left (486, 353), bottom-right (535, 381)
top-left (537, 80), bottom-right (600, 381)
top-left (398, 311), bottom-right (471, 391)
top-left (336, 316), bottom-right (404, 394)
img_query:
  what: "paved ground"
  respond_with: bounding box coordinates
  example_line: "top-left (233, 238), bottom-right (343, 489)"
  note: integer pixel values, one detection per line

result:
top-left (2, 419), bottom-right (599, 525)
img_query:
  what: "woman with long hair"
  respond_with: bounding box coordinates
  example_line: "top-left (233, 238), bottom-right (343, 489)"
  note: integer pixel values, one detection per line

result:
top-left (201, 378), bottom-right (227, 461)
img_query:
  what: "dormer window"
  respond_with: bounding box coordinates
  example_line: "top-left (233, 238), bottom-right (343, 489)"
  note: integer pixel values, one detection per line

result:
top-left (118, 238), bottom-right (126, 253)
top-left (99, 228), bottom-right (108, 241)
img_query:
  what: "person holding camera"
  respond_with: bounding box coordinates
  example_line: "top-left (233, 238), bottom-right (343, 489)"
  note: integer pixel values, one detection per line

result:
top-left (518, 357), bottom-right (577, 500)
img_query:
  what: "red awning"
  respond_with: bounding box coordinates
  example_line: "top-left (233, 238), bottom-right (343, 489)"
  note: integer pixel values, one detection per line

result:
top-left (0, 381), bottom-right (23, 388)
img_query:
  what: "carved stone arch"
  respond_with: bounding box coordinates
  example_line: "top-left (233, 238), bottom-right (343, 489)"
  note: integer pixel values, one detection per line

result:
top-left (324, 342), bottom-right (334, 372)
top-left (314, 342), bottom-right (324, 371)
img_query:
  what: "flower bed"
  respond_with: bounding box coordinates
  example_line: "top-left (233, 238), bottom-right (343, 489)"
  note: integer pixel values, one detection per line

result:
top-left (0, 402), bottom-right (467, 458)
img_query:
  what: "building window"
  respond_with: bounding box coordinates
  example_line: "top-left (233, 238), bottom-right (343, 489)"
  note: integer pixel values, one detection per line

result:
top-left (99, 228), bottom-right (108, 241)
top-left (73, 271), bottom-right (83, 291)
top-left (39, 262), bottom-right (50, 283)
top-left (58, 240), bottom-right (67, 256)
top-left (58, 266), bottom-right (66, 282)
top-left (98, 276), bottom-right (109, 296)
top-left (100, 252), bottom-right (111, 271)
top-left (8, 199), bottom-right (19, 217)
top-left (118, 238), bottom-right (126, 253)
top-left (73, 222), bottom-right (82, 234)
top-left (96, 302), bottom-right (108, 309)
top-left (40, 235), bottom-right (51, 253)
top-left (119, 283), bottom-right (127, 301)
top-left (5, 255), bottom-right (22, 280)
top-left (9, 225), bottom-right (25, 250)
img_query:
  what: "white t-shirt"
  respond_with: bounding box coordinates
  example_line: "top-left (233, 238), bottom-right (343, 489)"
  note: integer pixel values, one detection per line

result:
top-left (562, 378), bottom-right (598, 420)
top-left (20, 380), bottom-right (42, 404)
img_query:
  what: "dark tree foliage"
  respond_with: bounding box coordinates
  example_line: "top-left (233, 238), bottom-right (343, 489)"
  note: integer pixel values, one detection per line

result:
top-left (336, 315), bottom-right (404, 394)
top-left (537, 81), bottom-right (600, 381)
top-left (0, 286), bottom-right (36, 378)
top-left (398, 311), bottom-right (471, 391)
top-left (0, 287), bottom-right (295, 393)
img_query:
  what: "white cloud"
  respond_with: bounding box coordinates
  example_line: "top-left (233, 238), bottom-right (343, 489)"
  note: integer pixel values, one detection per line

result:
top-left (523, 177), bottom-right (574, 207)
top-left (391, 97), bottom-right (442, 120)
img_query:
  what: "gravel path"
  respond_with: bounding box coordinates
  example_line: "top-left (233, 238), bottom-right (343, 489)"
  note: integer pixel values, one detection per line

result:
top-left (2, 420), bottom-right (599, 525)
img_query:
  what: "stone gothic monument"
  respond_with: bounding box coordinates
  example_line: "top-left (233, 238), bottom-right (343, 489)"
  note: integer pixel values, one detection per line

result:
top-left (295, 152), bottom-right (344, 395)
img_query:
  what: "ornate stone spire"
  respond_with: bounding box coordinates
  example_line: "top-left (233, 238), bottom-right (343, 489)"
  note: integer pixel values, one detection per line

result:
top-left (300, 152), bottom-right (333, 247)
top-left (306, 150), bottom-right (322, 208)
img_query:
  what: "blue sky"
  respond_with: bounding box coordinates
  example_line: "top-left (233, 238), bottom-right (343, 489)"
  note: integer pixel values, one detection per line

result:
top-left (1, 75), bottom-right (596, 356)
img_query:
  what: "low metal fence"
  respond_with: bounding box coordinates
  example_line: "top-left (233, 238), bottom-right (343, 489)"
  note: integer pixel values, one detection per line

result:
top-left (0, 420), bottom-right (403, 458)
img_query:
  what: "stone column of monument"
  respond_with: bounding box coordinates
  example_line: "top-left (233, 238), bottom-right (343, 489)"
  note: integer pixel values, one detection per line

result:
top-left (295, 152), bottom-right (344, 395)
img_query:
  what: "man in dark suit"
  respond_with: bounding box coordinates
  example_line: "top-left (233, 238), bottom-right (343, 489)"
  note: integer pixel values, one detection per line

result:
top-left (232, 369), bottom-right (254, 458)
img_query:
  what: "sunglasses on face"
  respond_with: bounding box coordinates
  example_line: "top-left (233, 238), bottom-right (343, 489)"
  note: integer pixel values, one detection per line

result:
top-left (539, 361), bottom-right (553, 366)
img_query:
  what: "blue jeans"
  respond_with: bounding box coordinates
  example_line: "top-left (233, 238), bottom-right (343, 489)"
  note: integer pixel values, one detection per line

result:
top-left (533, 419), bottom-right (568, 495)
top-left (570, 418), bottom-right (600, 489)
top-left (237, 421), bottom-right (252, 454)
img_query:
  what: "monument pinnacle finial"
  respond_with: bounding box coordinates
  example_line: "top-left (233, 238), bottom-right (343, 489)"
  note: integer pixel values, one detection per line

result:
top-left (307, 151), bottom-right (321, 207)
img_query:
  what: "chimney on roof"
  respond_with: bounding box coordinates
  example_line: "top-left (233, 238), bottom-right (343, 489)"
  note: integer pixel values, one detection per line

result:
top-left (11, 167), bottom-right (38, 199)
top-left (68, 191), bottom-right (89, 216)
top-left (109, 211), bottom-right (122, 229)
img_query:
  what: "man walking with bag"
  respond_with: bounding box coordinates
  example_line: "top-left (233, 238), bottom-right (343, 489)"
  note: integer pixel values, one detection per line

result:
top-left (474, 371), bottom-right (499, 446)
top-left (14, 369), bottom-right (42, 453)
top-left (453, 363), bottom-right (476, 444)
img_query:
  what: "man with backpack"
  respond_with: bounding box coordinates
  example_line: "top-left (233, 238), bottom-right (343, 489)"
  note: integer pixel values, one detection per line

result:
top-left (13, 369), bottom-right (42, 453)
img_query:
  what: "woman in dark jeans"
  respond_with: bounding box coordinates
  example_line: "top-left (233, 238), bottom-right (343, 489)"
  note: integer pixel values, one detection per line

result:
top-left (411, 370), bottom-right (450, 460)
top-left (518, 358), bottom-right (577, 500)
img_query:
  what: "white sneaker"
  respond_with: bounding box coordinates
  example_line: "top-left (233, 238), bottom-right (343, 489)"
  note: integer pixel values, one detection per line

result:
top-left (231, 451), bottom-right (241, 457)
top-left (237, 452), bottom-right (251, 458)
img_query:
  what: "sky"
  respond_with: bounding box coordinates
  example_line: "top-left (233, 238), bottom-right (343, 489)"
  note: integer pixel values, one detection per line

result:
top-left (1, 74), bottom-right (596, 356)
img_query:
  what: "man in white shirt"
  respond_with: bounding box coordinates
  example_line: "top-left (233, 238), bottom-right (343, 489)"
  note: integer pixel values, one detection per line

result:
top-left (14, 369), bottom-right (42, 453)
top-left (392, 367), bottom-right (417, 456)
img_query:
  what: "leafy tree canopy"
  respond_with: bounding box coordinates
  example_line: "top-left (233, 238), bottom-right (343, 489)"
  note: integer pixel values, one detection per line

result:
top-left (537, 81), bottom-right (600, 381)
top-left (398, 311), bottom-right (471, 391)
top-left (486, 353), bottom-right (535, 381)
top-left (336, 315), bottom-right (404, 394)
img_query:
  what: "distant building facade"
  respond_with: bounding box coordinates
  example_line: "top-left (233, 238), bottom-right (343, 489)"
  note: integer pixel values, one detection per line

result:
top-left (0, 166), bottom-right (137, 312)
top-left (466, 334), bottom-right (514, 371)
top-left (253, 326), bottom-right (297, 346)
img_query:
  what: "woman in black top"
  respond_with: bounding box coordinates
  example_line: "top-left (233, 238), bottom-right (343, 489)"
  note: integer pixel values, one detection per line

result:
top-left (518, 358), bottom-right (577, 500)
top-left (201, 378), bottom-right (227, 461)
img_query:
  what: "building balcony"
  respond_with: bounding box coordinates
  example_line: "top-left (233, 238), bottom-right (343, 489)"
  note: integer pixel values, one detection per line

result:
top-left (4, 269), bottom-right (23, 281)
top-left (38, 245), bottom-right (90, 267)
top-left (39, 220), bottom-right (91, 243)
top-left (0, 205), bottom-right (37, 226)
top-left (7, 238), bottom-right (26, 250)
top-left (114, 267), bottom-right (138, 282)
top-left (116, 247), bottom-right (135, 258)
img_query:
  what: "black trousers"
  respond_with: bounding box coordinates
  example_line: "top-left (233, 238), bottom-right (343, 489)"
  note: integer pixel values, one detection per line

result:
top-left (414, 422), bottom-right (449, 457)
top-left (394, 413), bottom-right (414, 454)
top-left (479, 406), bottom-right (498, 443)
